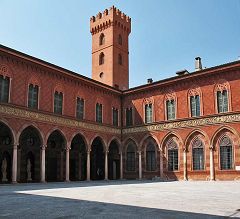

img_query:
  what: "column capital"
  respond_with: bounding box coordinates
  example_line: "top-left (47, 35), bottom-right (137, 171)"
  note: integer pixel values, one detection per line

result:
top-left (13, 144), bottom-right (19, 149)
top-left (209, 146), bottom-right (214, 150)
top-left (105, 150), bottom-right (109, 154)
top-left (183, 147), bottom-right (188, 152)
top-left (41, 145), bottom-right (47, 150)
top-left (137, 150), bottom-right (142, 155)
top-left (66, 146), bottom-right (71, 152)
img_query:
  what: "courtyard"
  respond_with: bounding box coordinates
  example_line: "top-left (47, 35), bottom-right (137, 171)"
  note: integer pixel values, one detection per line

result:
top-left (0, 180), bottom-right (239, 218)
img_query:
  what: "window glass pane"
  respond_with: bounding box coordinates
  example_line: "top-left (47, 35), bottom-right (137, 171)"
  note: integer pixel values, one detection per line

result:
top-left (126, 144), bottom-right (136, 171)
top-left (217, 91), bottom-right (223, 113)
top-left (0, 76), bottom-right (10, 103)
top-left (190, 96), bottom-right (196, 117)
top-left (220, 136), bottom-right (232, 170)
top-left (222, 90), bottom-right (228, 112)
top-left (77, 98), bottom-right (84, 119)
top-left (146, 144), bottom-right (156, 171)
top-left (126, 108), bottom-right (133, 126)
top-left (196, 95), bottom-right (200, 116)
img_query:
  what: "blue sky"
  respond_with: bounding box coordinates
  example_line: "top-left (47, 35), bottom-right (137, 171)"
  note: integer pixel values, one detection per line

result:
top-left (1, 0), bottom-right (240, 88)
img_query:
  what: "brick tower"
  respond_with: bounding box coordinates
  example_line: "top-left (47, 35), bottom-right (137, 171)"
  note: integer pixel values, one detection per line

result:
top-left (90, 6), bottom-right (131, 90)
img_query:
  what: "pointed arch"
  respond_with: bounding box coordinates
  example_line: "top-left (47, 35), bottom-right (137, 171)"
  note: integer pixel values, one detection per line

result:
top-left (17, 123), bottom-right (44, 146)
top-left (108, 136), bottom-right (121, 152)
top-left (90, 135), bottom-right (107, 152)
top-left (140, 134), bottom-right (160, 151)
top-left (99, 33), bottom-right (105, 45)
top-left (45, 128), bottom-right (67, 147)
top-left (0, 119), bottom-right (16, 145)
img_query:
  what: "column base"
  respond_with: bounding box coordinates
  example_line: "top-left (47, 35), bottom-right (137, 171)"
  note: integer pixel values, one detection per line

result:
top-left (11, 181), bottom-right (18, 184)
top-left (65, 180), bottom-right (70, 182)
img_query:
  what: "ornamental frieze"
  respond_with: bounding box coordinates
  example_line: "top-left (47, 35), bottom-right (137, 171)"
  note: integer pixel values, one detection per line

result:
top-left (123, 113), bottom-right (240, 134)
top-left (0, 105), bottom-right (121, 134)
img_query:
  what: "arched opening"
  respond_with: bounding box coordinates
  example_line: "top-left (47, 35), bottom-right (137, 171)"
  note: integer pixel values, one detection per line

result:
top-left (99, 33), bottom-right (105, 45)
top-left (108, 140), bottom-right (120, 180)
top-left (90, 137), bottom-right (105, 180)
top-left (19, 126), bottom-right (42, 182)
top-left (46, 130), bottom-right (66, 182)
top-left (99, 52), bottom-right (105, 65)
top-left (0, 122), bottom-right (13, 183)
top-left (118, 54), bottom-right (123, 65)
top-left (70, 134), bottom-right (87, 181)
top-left (118, 34), bottom-right (122, 45)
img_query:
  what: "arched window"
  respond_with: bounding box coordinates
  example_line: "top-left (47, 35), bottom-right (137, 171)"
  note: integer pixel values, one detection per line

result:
top-left (192, 138), bottom-right (204, 170)
top-left (167, 139), bottom-right (178, 171)
top-left (126, 143), bottom-right (136, 171)
top-left (99, 53), bottom-right (104, 65)
top-left (190, 95), bottom-right (200, 117)
top-left (118, 34), bottom-right (122, 45)
top-left (99, 33), bottom-right (105, 46)
top-left (219, 136), bottom-right (233, 170)
top-left (146, 144), bottom-right (156, 171)
top-left (96, 103), bottom-right (103, 123)
top-left (217, 90), bottom-right (228, 113)
top-left (118, 54), bottom-right (122, 65)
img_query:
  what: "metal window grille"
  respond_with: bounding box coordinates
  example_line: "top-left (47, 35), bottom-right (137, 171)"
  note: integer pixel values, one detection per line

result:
top-left (0, 75), bottom-right (10, 103)
top-left (126, 144), bottom-right (136, 171)
top-left (192, 138), bottom-right (204, 170)
top-left (146, 144), bottom-right (156, 171)
top-left (220, 136), bottom-right (232, 170)
top-left (167, 139), bottom-right (178, 171)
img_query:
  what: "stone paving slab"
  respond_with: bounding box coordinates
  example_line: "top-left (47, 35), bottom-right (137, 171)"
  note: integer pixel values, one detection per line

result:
top-left (0, 180), bottom-right (240, 218)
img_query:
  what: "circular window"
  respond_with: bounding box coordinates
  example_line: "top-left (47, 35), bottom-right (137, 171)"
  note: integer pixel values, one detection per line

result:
top-left (99, 72), bottom-right (104, 78)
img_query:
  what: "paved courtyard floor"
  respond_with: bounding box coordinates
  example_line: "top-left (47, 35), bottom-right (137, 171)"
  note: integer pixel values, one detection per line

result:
top-left (0, 180), bottom-right (240, 218)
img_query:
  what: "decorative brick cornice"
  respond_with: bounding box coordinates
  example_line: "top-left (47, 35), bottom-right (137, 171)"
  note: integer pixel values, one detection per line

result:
top-left (0, 105), bottom-right (121, 134)
top-left (123, 113), bottom-right (240, 134)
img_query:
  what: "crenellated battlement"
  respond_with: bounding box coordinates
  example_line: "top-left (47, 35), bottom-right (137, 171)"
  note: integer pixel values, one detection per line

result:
top-left (90, 6), bottom-right (131, 35)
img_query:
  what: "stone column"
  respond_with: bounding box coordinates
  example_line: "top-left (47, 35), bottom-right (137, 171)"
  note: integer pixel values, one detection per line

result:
top-left (12, 144), bottom-right (18, 183)
top-left (209, 146), bottom-right (215, 181)
top-left (60, 151), bottom-right (64, 181)
top-left (138, 151), bottom-right (142, 179)
top-left (105, 150), bottom-right (109, 180)
top-left (65, 146), bottom-right (70, 182)
top-left (183, 148), bottom-right (188, 181)
top-left (79, 153), bottom-right (82, 180)
top-left (40, 145), bottom-right (46, 183)
top-left (87, 149), bottom-right (91, 181)
top-left (120, 151), bottom-right (123, 179)
top-left (160, 150), bottom-right (164, 179)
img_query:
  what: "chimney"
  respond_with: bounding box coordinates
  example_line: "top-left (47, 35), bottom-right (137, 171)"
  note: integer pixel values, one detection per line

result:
top-left (195, 57), bottom-right (202, 71)
top-left (147, 78), bottom-right (153, 84)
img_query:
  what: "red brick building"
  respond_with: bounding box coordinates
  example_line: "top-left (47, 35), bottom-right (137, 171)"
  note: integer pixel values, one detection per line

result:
top-left (0, 6), bottom-right (239, 183)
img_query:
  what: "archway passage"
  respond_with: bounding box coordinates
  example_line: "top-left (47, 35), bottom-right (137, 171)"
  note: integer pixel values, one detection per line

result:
top-left (91, 137), bottom-right (105, 180)
top-left (46, 130), bottom-right (66, 182)
top-left (0, 122), bottom-right (14, 183)
top-left (19, 126), bottom-right (42, 182)
top-left (70, 134), bottom-right (87, 181)
top-left (108, 140), bottom-right (120, 180)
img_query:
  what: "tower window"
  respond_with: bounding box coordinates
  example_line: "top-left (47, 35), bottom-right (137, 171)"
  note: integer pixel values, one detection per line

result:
top-left (99, 52), bottom-right (105, 65)
top-left (118, 34), bottom-right (122, 45)
top-left (118, 54), bottom-right (123, 65)
top-left (99, 72), bottom-right (104, 78)
top-left (99, 33), bottom-right (105, 45)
